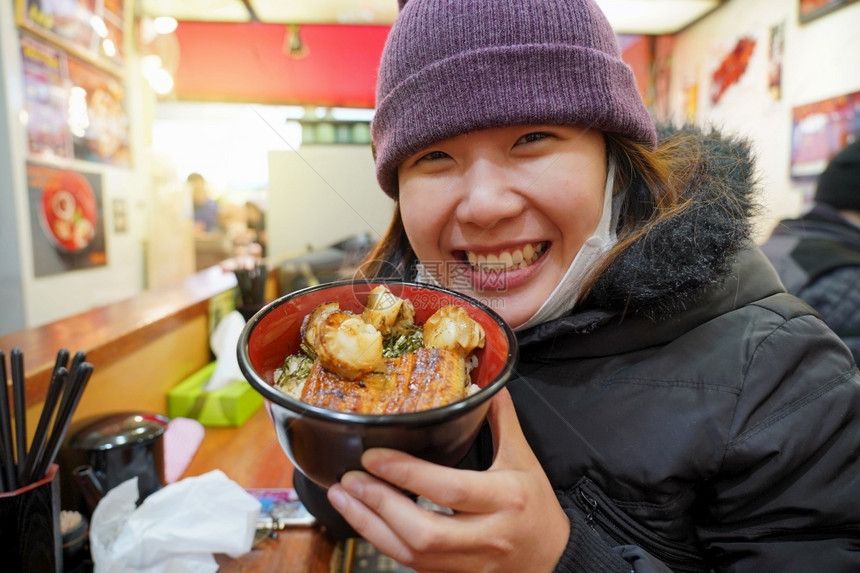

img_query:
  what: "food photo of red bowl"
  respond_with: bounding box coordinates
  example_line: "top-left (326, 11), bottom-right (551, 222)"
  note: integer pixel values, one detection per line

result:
top-left (237, 280), bottom-right (518, 489)
top-left (38, 169), bottom-right (98, 253)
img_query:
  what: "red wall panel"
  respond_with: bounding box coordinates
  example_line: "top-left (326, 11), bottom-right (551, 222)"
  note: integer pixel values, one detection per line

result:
top-left (172, 22), bottom-right (390, 108)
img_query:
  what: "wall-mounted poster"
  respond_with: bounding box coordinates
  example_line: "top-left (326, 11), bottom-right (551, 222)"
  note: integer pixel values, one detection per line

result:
top-left (27, 161), bottom-right (107, 277)
top-left (20, 33), bottom-right (131, 167)
top-left (15, 0), bottom-right (126, 75)
top-left (710, 36), bottom-right (756, 105)
top-left (799, 0), bottom-right (857, 24)
top-left (652, 35), bottom-right (675, 123)
top-left (20, 34), bottom-right (72, 158)
top-left (67, 57), bottom-right (131, 166)
top-left (790, 90), bottom-right (860, 178)
top-left (768, 23), bottom-right (785, 101)
top-left (685, 81), bottom-right (699, 122)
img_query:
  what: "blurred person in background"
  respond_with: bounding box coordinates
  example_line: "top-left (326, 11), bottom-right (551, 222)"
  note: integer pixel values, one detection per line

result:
top-left (245, 200), bottom-right (267, 257)
top-left (761, 139), bottom-right (860, 362)
top-left (187, 172), bottom-right (220, 233)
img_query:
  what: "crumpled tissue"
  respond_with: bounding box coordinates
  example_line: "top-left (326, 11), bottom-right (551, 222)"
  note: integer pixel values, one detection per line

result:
top-left (90, 469), bottom-right (261, 573)
top-left (205, 310), bottom-right (247, 391)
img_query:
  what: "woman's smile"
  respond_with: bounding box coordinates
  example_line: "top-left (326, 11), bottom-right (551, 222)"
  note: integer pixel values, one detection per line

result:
top-left (459, 241), bottom-right (549, 271)
top-left (451, 241), bottom-right (551, 291)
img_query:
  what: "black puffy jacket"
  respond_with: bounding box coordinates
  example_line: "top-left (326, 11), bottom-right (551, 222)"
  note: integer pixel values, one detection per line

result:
top-left (513, 129), bottom-right (860, 571)
top-left (760, 203), bottom-right (860, 363)
top-left (517, 247), bottom-right (860, 572)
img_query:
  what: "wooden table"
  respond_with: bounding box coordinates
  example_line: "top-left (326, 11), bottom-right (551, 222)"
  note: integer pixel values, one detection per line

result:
top-left (181, 406), bottom-right (339, 572)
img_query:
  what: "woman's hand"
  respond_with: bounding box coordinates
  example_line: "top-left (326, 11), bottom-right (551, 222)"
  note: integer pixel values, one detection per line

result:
top-left (326, 388), bottom-right (570, 573)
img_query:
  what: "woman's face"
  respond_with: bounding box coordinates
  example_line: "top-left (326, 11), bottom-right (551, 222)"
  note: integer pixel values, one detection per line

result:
top-left (398, 124), bottom-right (607, 329)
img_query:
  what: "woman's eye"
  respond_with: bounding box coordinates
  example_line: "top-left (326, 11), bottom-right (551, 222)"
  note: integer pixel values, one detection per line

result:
top-left (516, 132), bottom-right (551, 145)
top-left (417, 150), bottom-right (450, 162)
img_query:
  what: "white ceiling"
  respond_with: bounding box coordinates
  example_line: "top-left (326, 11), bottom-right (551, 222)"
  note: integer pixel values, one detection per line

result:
top-left (141, 0), bottom-right (723, 35)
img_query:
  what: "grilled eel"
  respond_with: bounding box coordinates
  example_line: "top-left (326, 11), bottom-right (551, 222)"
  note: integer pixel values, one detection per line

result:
top-left (300, 347), bottom-right (468, 414)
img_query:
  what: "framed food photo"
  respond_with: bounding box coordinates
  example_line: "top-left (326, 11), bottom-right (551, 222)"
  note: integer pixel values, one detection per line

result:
top-left (15, 0), bottom-right (126, 76)
top-left (26, 161), bottom-right (108, 277)
top-left (799, 0), bottom-right (857, 23)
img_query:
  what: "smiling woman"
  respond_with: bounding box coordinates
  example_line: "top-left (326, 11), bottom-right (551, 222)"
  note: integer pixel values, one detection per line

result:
top-left (292, 1), bottom-right (860, 572)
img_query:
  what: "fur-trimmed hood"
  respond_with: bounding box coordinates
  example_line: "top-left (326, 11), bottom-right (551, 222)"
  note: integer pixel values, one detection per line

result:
top-left (521, 126), bottom-right (763, 343)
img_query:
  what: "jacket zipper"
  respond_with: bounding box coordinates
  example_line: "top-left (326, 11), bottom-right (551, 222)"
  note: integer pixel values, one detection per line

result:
top-left (575, 484), bottom-right (709, 573)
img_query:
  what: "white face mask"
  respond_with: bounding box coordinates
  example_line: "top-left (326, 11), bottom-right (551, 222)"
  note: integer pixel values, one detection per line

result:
top-left (515, 159), bottom-right (618, 331)
top-left (416, 159), bottom-right (618, 331)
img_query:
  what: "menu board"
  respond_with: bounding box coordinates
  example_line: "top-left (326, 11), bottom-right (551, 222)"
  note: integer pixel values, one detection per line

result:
top-left (21, 33), bottom-right (131, 167)
top-left (16, 0), bottom-right (126, 75)
top-left (26, 161), bottom-right (108, 277)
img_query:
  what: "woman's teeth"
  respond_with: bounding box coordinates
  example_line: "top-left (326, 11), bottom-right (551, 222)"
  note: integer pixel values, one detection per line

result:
top-left (465, 242), bottom-right (545, 270)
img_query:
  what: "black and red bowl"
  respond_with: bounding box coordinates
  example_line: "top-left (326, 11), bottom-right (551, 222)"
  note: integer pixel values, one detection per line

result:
top-left (237, 280), bottom-right (518, 489)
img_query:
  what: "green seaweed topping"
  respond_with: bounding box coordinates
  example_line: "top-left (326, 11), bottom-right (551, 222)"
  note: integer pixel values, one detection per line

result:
top-left (277, 353), bottom-right (314, 385)
top-left (382, 326), bottom-right (424, 358)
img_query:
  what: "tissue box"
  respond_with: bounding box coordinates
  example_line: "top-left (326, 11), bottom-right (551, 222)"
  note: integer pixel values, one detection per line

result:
top-left (167, 362), bottom-right (263, 427)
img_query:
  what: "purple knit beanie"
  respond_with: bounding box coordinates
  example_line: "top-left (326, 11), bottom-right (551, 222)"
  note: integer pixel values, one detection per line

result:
top-left (371, 0), bottom-right (657, 198)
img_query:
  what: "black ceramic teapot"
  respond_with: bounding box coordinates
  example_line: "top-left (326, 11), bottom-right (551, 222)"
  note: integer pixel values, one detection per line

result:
top-left (58, 412), bottom-right (168, 515)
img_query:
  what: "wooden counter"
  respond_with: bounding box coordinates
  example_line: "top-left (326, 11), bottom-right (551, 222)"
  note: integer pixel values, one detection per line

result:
top-left (0, 264), bottom-right (281, 441)
top-left (185, 406), bottom-right (338, 572)
top-left (0, 266), bottom-right (238, 427)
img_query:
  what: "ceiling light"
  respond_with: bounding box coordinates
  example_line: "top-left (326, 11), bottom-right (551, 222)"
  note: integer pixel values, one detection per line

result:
top-left (68, 87), bottom-right (90, 137)
top-left (142, 54), bottom-right (163, 74)
top-left (148, 68), bottom-right (175, 95)
top-left (595, 0), bottom-right (721, 35)
top-left (102, 39), bottom-right (117, 58)
top-left (139, 1), bottom-right (722, 35)
top-left (90, 15), bottom-right (108, 38)
top-left (141, 55), bottom-right (174, 95)
top-left (153, 16), bottom-right (178, 35)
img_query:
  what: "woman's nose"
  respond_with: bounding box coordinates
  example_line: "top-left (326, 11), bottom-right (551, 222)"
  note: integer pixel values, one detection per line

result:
top-left (454, 159), bottom-right (525, 229)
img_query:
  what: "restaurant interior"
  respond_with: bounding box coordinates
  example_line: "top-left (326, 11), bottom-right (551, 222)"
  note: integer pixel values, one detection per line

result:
top-left (0, 0), bottom-right (859, 571)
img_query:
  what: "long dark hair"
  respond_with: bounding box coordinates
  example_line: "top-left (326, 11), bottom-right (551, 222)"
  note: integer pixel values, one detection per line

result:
top-left (358, 130), bottom-right (707, 300)
top-left (357, 206), bottom-right (418, 281)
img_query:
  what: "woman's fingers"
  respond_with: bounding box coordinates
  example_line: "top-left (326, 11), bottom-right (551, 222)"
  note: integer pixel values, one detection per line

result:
top-left (327, 477), bottom-right (416, 564)
top-left (330, 470), bottom-right (511, 572)
top-left (485, 388), bottom-right (533, 463)
top-left (357, 389), bottom-right (540, 514)
top-left (329, 471), bottom-right (476, 567)
top-left (327, 387), bottom-right (570, 572)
